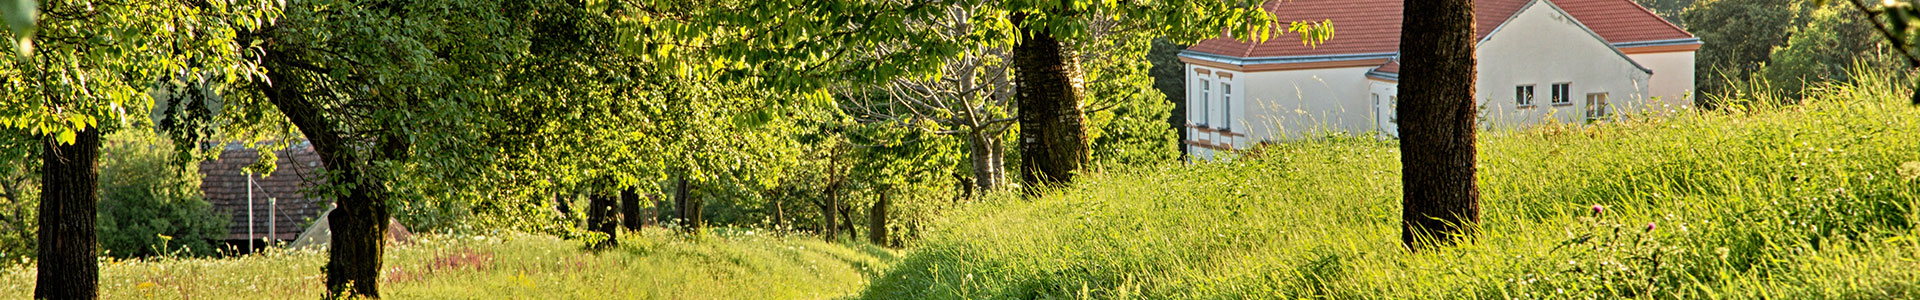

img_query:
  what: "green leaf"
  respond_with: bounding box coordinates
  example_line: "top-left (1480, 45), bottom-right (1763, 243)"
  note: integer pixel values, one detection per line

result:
top-left (1, 0), bottom-right (33, 56)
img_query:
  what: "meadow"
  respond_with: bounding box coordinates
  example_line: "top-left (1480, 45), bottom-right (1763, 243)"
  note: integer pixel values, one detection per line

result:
top-left (5, 74), bottom-right (1918, 299)
top-left (854, 76), bottom-right (1920, 298)
top-left (2, 230), bottom-right (893, 299)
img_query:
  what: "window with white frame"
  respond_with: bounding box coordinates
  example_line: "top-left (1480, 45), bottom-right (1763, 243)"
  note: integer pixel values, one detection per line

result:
top-left (1551, 83), bottom-right (1572, 105)
top-left (1515, 85), bottom-right (1535, 106)
top-left (1585, 93), bottom-right (1609, 121)
top-left (1198, 79), bottom-right (1211, 126)
top-left (1221, 82), bottom-right (1233, 131)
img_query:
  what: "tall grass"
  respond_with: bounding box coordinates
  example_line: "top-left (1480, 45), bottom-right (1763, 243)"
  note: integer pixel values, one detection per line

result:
top-left (860, 68), bottom-right (1920, 299)
top-left (1, 229), bottom-right (894, 299)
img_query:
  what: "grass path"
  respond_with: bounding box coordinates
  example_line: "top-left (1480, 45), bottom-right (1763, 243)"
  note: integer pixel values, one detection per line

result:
top-left (2, 229), bottom-right (894, 299)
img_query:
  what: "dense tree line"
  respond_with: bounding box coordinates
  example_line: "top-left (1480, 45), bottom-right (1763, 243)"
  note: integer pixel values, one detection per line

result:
top-left (1, 0), bottom-right (1327, 298)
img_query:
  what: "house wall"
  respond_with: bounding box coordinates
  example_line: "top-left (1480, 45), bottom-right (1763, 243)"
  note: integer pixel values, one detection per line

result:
top-left (1475, 0), bottom-right (1651, 129)
top-left (1367, 80), bottom-right (1399, 138)
top-left (1626, 50), bottom-right (1696, 110)
top-left (1232, 66), bottom-right (1375, 141)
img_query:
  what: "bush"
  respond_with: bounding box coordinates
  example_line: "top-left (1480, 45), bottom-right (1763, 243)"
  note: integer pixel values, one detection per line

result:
top-left (97, 129), bottom-right (228, 258)
top-left (0, 131), bottom-right (36, 266)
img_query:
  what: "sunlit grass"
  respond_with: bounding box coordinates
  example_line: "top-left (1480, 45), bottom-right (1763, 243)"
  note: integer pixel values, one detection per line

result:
top-left (1, 229), bottom-right (893, 299)
top-left (858, 71), bottom-right (1920, 299)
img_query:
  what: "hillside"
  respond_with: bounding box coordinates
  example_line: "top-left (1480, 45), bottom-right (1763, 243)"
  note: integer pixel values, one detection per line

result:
top-left (857, 85), bottom-right (1920, 298)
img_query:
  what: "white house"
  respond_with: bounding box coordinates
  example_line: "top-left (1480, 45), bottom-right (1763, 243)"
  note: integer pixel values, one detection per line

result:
top-left (1179, 0), bottom-right (1699, 157)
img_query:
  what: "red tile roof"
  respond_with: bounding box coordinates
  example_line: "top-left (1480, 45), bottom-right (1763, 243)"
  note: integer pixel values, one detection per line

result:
top-left (1188, 0), bottom-right (1694, 59)
top-left (1372, 59), bottom-right (1400, 74)
top-left (1554, 0), bottom-right (1694, 44)
top-left (199, 144), bottom-right (330, 241)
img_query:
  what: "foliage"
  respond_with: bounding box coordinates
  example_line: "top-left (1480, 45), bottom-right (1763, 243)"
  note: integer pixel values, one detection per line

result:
top-left (1761, 3), bottom-right (1897, 99)
top-left (0, 229), bottom-right (896, 299)
top-left (858, 66), bottom-right (1920, 299)
top-left (1634, 0), bottom-right (1696, 24)
top-left (1680, 0), bottom-right (1811, 107)
top-left (0, 130), bottom-right (34, 266)
top-left (1145, 38), bottom-right (1189, 157)
top-left (96, 129), bottom-right (227, 258)
top-left (1082, 24), bottom-right (1179, 167)
top-left (0, 0), bottom-right (278, 141)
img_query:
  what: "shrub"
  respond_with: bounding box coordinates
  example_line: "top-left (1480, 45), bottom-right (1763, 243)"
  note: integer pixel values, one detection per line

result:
top-left (97, 129), bottom-right (228, 258)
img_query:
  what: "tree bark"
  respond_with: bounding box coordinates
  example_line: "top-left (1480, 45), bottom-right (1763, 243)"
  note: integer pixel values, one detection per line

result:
top-left (261, 61), bottom-right (391, 298)
top-left (621, 188), bottom-right (642, 231)
top-left (1012, 13), bottom-right (1092, 195)
top-left (35, 127), bottom-right (100, 300)
top-left (554, 192), bottom-right (573, 217)
top-left (821, 179), bottom-right (840, 240)
top-left (840, 203), bottom-right (858, 241)
top-left (968, 129), bottom-right (1006, 193)
top-left (868, 192), bottom-right (889, 246)
top-left (586, 189), bottom-right (618, 248)
top-left (673, 175), bottom-right (701, 234)
top-left (1397, 0), bottom-right (1482, 250)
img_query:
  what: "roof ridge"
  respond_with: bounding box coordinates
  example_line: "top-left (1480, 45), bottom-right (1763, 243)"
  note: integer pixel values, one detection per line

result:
top-left (1617, 0), bottom-right (1693, 37)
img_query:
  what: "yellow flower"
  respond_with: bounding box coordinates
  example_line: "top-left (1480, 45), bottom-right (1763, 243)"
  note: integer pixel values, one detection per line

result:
top-left (137, 281), bottom-right (157, 289)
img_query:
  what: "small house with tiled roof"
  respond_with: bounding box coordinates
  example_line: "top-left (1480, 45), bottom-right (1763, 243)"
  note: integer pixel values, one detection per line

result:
top-left (1180, 0), bottom-right (1698, 157)
top-left (199, 142), bottom-right (331, 251)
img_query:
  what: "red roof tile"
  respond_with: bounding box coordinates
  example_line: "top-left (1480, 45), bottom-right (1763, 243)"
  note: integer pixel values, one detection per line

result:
top-left (1372, 59), bottom-right (1400, 74)
top-left (1554, 0), bottom-right (1694, 44)
top-left (1188, 0), bottom-right (1693, 59)
top-left (199, 143), bottom-right (331, 241)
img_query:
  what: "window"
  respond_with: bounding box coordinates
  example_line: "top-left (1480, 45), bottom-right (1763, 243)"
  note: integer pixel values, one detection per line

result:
top-left (1198, 79), bottom-right (1211, 126)
top-left (1585, 93), bottom-right (1609, 121)
top-left (1551, 83), bottom-right (1572, 105)
top-left (1221, 83), bottom-right (1233, 131)
top-left (1515, 85), bottom-right (1535, 106)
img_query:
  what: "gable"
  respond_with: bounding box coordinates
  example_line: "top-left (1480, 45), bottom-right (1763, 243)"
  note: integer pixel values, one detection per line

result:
top-left (1479, 0), bottom-right (1651, 75)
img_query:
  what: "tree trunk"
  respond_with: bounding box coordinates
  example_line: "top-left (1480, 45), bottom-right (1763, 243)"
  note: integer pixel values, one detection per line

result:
top-left (868, 192), bottom-right (889, 246)
top-left (1012, 13), bottom-right (1091, 194)
top-left (35, 128), bottom-right (100, 300)
top-left (261, 63), bottom-right (391, 298)
top-left (821, 182), bottom-right (840, 240)
top-left (968, 129), bottom-right (1006, 193)
top-left (673, 175), bottom-right (701, 234)
top-left (773, 191), bottom-right (786, 233)
top-left (554, 192), bottom-right (573, 216)
top-left (621, 188), bottom-right (642, 231)
top-left (586, 189), bottom-right (619, 248)
top-left (1397, 0), bottom-right (1482, 250)
top-left (652, 196), bottom-right (665, 228)
top-left (840, 203), bottom-right (858, 241)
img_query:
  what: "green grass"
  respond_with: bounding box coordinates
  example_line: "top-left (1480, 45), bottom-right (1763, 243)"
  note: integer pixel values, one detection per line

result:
top-left (857, 77), bottom-right (1920, 298)
top-left (1, 229), bottom-right (894, 299)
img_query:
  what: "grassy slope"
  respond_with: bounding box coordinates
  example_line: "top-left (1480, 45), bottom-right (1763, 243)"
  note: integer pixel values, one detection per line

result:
top-left (859, 83), bottom-right (1920, 298)
top-left (0, 229), bottom-right (893, 299)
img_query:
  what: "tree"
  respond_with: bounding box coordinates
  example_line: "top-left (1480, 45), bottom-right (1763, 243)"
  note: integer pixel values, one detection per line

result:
top-left (1, 0), bottom-right (275, 297)
top-left (1397, 0), bottom-right (1480, 250)
top-left (1680, 0), bottom-right (1811, 106)
top-left (1761, 3), bottom-right (1892, 99)
top-left (621, 188), bottom-right (645, 231)
top-left (97, 130), bottom-right (228, 258)
top-left (1835, 0), bottom-right (1920, 105)
top-left (998, 0), bottom-right (1325, 194)
top-left (0, 130), bottom-right (34, 266)
top-left (221, 0), bottom-right (521, 296)
top-left (585, 186), bottom-right (619, 249)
